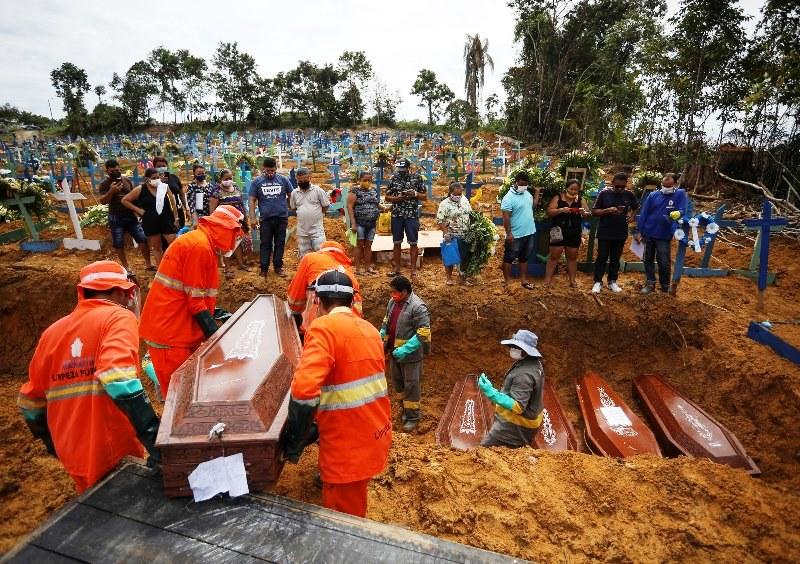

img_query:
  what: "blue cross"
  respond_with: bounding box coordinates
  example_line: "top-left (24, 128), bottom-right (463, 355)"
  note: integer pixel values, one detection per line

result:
top-left (743, 199), bottom-right (788, 310)
top-left (464, 172), bottom-right (483, 200)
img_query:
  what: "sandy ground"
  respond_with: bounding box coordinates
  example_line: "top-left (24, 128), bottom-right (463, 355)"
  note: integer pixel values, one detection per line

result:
top-left (1, 170), bottom-right (799, 561)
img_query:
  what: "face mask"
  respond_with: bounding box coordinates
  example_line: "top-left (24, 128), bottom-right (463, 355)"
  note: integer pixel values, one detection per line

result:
top-left (149, 178), bottom-right (160, 187)
top-left (450, 194), bottom-right (462, 202)
top-left (264, 170), bottom-right (275, 179)
top-left (223, 237), bottom-right (243, 257)
top-left (109, 171), bottom-right (122, 180)
top-left (391, 291), bottom-right (405, 302)
top-left (125, 287), bottom-right (141, 319)
top-left (360, 180), bottom-right (371, 189)
top-left (661, 185), bottom-right (676, 194)
top-left (298, 181), bottom-right (310, 189)
top-left (509, 348), bottom-right (523, 360)
top-left (221, 179), bottom-right (234, 188)
top-left (195, 174), bottom-right (206, 182)
top-left (156, 167), bottom-right (168, 173)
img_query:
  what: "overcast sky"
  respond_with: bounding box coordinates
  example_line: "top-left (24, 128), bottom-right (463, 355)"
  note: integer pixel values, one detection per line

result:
top-left (0, 0), bottom-right (766, 123)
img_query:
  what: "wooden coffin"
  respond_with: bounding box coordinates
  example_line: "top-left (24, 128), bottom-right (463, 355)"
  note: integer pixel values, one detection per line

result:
top-left (533, 379), bottom-right (581, 452)
top-left (435, 375), bottom-right (495, 449)
top-left (155, 294), bottom-right (302, 497)
top-left (633, 374), bottom-right (760, 475)
top-left (576, 372), bottom-right (661, 458)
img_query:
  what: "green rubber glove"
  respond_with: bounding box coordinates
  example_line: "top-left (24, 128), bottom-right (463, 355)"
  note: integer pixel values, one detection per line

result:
top-left (477, 373), bottom-right (518, 411)
top-left (113, 390), bottom-right (161, 466)
top-left (392, 335), bottom-right (421, 361)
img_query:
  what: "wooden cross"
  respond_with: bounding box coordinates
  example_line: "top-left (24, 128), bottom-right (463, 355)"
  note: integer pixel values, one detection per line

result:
top-left (464, 172), bottom-right (483, 200)
top-left (3, 192), bottom-right (39, 241)
top-left (420, 159), bottom-right (437, 199)
top-left (52, 178), bottom-right (101, 251)
top-left (743, 199), bottom-right (787, 311)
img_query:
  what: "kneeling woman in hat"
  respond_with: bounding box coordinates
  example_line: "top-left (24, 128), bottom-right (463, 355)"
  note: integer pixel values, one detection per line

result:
top-left (478, 329), bottom-right (545, 448)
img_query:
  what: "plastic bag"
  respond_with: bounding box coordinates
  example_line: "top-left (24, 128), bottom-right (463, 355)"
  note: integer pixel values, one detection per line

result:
top-left (440, 238), bottom-right (461, 267)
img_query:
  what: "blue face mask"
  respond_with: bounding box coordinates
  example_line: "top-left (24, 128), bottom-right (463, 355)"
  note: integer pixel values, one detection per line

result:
top-left (196, 174), bottom-right (206, 182)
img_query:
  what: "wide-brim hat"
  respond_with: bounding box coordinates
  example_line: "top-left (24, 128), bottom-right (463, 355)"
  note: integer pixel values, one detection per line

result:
top-left (200, 205), bottom-right (245, 233)
top-left (500, 329), bottom-right (542, 357)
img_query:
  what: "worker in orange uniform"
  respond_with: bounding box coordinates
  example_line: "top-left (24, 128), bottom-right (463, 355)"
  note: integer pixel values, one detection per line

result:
top-left (281, 269), bottom-right (392, 517)
top-left (286, 240), bottom-right (362, 334)
top-left (18, 260), bottom-right (160, 493)
top-left (140, 205), bottom-right (244, 395)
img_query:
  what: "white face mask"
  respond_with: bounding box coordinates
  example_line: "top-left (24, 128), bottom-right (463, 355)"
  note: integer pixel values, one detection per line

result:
top-left (149, 178), bottom-right (160, 187)
top-left (509, 348), bottom-right (523, 360)
top-left (450, 194), bottom-right (462, 202)
top-left (223, 237), bottom-right (242, 257)
top-left (513, 185), bottom-right (528, 194)
top-left (221, 179), bottom-right (234, 188)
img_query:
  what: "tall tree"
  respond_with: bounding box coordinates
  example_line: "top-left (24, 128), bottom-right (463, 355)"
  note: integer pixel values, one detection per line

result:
top-left (94, 85), bottom-right (106, 104)
top-left (179, 51), bottom-right (209, 122)
top-left (50, 62), bottom-right (90, 135)
top-left (110, 60), bottom-right (156, 129)
top-left (410, 69), bottom-right (455, 125)
top-left (211, 42), bottom-right (256, 123)
top-left (285, 61), bottom-right (342, 128)
top-left (337, 51), bottom-right (373, 125)
top-left (463, 34), bottom-right (494, 110)
top-left (148, 47), bottom-right (185, 123)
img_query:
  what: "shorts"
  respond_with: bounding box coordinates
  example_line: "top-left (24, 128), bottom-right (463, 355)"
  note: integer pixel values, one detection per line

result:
top-left (356, 222), bottom-right (377, 241)
top-left (141, 211), bottom-right (177, 238)
top-left (550, 227), bottom-right (582, 249)
top-left (109, 213), bottom-right (147, 248)
top-left (503, 234), bottom-right (535, 264)
top-left (297, 232), bottom-right (326, 257)
top-left (391, 216), bottom-right (420, 246)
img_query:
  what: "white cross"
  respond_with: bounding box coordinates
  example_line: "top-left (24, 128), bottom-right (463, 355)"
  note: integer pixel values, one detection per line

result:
top-left (276, 146), bottom-right (283, 171)
top-left (52, 178), bottom-right (101, 251)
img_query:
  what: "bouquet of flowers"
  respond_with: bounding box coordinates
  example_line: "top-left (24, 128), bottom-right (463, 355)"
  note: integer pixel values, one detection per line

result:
top-left (463, 210), bottom-right (498, 277)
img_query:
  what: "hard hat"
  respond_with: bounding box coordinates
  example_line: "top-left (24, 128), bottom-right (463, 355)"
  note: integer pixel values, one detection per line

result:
top-left (77, 260), bottom-right (136, 295)
top-left (313, 269), bottom-right (354, 301)
top-left (200, 204), bottom-right (244, 231)
top-left (320, 240), bottom-right (345, 252)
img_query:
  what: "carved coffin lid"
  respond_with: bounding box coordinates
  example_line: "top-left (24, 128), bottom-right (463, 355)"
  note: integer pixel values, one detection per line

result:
top-left (156, 294), bottom-right (302, 447)
top-left (435, 375), bottom-right (495, 449)
top-left (533, 379), bottom-right (580, 452)
top-left (633, 374), bottom-right (760, 475)
top-left (576, 372), bottom-right (661, 458)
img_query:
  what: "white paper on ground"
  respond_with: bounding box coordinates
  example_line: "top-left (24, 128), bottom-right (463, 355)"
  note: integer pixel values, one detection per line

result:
top-left (187, 452), bottom-right (249, 502)
top-left (629, 239), bottom-right (645, 260)
top-left (600, 406), bottom-right (633, 427)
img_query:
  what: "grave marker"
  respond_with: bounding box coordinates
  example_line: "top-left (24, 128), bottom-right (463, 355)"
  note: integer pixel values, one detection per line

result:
top-left (52, 178), bottom-right (101, 251)
top-left (742, 199), bottom-right (787, 311)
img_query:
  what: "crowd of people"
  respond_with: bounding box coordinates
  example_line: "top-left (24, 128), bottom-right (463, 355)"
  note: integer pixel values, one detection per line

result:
top-left (17, 156), bottom-right (689, 519)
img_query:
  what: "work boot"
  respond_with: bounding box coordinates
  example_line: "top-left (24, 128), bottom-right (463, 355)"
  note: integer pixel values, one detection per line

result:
top-left (640, 283), bottom-right (655, 294)
top-left (402, 419), bottom-right (419, 433)
top-left (400, 410), bottom-right (408, 424)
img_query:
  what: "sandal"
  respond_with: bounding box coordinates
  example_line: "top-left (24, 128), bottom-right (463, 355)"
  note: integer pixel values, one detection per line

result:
top-left (446, 279), bottom-right (455, 286)
top-left (521, 282), bottom-right (534, 290)
top-left (386, 271), bottom-right (401, 277)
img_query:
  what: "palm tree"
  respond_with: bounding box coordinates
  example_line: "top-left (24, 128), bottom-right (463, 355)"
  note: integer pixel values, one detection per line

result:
top-left (463, 34), bottom-right (494, 111)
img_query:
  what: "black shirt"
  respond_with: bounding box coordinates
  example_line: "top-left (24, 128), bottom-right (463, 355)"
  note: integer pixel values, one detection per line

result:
top-left (593, 189), bottom-right (638, 240)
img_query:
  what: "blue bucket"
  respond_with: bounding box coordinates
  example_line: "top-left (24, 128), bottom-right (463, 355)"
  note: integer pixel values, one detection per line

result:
top-left (440, 239), bottom-right (461, 267)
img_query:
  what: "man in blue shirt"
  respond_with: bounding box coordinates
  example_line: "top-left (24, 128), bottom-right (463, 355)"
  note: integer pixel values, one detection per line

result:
top-left (635, 173), bottom-right (687, 293)
top-left (500, 171), bottom-right (540, 290)
top-left (248, 157), bottom-right (294, 278)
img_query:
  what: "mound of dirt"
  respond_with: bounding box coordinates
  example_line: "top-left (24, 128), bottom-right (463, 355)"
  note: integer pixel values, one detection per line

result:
top-left (1, 180), bottom-right (799, 559)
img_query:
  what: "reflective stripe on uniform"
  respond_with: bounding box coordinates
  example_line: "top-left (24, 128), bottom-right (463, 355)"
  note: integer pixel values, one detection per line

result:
top-left (495, 406), bottom-right (543, 429)
top-left (185, 286), bottom-right (218, 298)
top-left (395, 338), bottom-right (407, 346)
top-left (293, 396), bottom-right (321, 407)
top-left (153, 272), bottom-right (184, 291)
top-left (319, 372), bottom-right (388, 411)
top-left (17, 393), bottom-right (47, 410)
top-left (96, 366), bottom-right (138, 385)
top-left (416, 327), bottom-right (431, 340)
top-left (403, 400), bottom-right (421, 409)
top-left (45, 380), bottom-right (104, 402)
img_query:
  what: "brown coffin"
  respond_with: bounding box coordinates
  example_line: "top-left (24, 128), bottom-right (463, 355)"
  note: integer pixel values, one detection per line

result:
top-left (532, 379), bottom-right (581, 452)
top-left (576, 372), bottom-right (661, 458)
top-left (633, 374), bottom-right (760, 475)
top-left (155, 294), bottom-right (302, 497)
top-left (435, 375), bottom-right (495, 449)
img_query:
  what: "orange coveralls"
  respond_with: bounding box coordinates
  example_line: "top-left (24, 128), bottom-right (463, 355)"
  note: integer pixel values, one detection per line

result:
top-left (291, 307), bottom-right (392, 516)
top-left (18, 299), bottom-right (145, 492)
top-left (286, 243), bottom-right (362, 332)
top-left (139, 224), bottom-right (222, 393)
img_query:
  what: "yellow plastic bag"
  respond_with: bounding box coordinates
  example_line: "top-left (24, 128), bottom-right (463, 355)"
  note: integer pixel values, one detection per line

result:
top-left (377, 211), bottom-right (392, 234)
